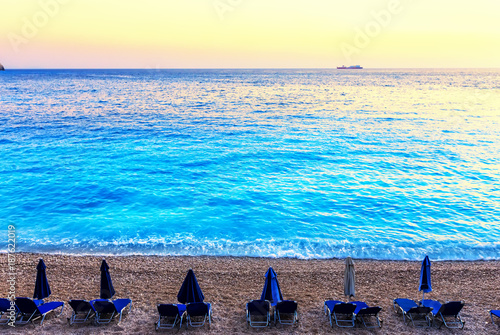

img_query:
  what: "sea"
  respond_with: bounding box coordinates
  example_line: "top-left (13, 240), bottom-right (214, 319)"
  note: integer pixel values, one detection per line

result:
top-left (1, 69), bottom-right (499, 260)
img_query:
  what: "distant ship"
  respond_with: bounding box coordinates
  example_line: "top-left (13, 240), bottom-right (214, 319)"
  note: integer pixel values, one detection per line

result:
top-left (337, 65), bottom-right (363, 69)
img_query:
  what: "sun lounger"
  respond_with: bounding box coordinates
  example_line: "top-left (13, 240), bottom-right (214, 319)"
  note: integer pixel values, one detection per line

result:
top-left (246, 300), bottom-right (271, 328)
top-left (186, 302), bottom-right (211, 328)
top-left (90, 298), bottom-right (132, 324)
top-left (274, 300), bottom-right (298, 326)
top-left (0, 298), bottom-right (17, 325)
top-left (68, 300), bottom-right (95, 325)
top-left (155, 303), bottom-right (186, 330)
top-left (15, 297), bottom-right (64, 326)
top-left (393, 298), bottom-right (432, 327)
top-left (352, 301), bottom-right (382, 328)
top-left (421, 300), bottom-right (465, 329)
top-left (491, 310), bottom-right (500, 325)
top-left (324, 300), bottom-right (356, 328)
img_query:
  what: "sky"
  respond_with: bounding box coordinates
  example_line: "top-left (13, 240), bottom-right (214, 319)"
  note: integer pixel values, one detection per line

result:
top-left (1, 0), bottom-right (499, 69)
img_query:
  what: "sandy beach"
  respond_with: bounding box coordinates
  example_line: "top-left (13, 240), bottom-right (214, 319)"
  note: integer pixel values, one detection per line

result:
top-left (1, 253), bottom-right (499, 334)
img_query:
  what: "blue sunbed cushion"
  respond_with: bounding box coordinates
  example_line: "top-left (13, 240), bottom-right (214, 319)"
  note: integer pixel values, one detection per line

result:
top-left (158, 304), bottom-right (186, 317)
top-left (91, 298), bottom-right (131, 314)
top-left (0, 298), bottom-right (12, 312)
top-left (491, 310), bottom-right (500, 318)
top-left (394, 298), bottom-right (418, 312)
top-left (440, 301), bottom-right (464, 316)
top-left (325, 300), bottom-right (356, 314)
top-left (69, 300), bottom-right (94, 313)
top-left (351, 301), bottom-right (368, 314)
top-left (177, 304), bottom-right (186, 315)
top-left (247, 300), bottom-right (270, 316)
top-left (15, 298), bottom-right (38, 314)
top-left (37, 301), bottom-right (63, 315)
top-left (187, 302), bottom-right (210, 317)
top-left (324, 300), bottom-right (344, 312)
top-left (33, 299), bottom-right (44, 306)
top-left (276, 300), bottom-right (297, 314)
top-left (421, 299), bottom-right (442, 316)
top-left (112, 299), bottom-right (132, 313)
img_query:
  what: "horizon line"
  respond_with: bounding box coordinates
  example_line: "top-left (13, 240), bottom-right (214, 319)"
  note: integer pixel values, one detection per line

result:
top-left (2, 67), bottom-right (499, 70)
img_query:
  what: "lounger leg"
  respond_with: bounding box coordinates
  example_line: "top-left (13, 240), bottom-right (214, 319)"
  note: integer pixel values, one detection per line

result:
top-left (441, 314), bottom-right (465, 329)
top-left (17, 311), bottom-right (37, 325)
top-left (58, 304), bottom-right (64, 317)
top-left (40, 314), bottom-right (47, 326)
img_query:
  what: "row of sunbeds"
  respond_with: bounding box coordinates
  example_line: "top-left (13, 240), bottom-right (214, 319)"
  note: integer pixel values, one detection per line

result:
top-left (0, 297), bottom-right (132, 326)
top-left (1, 259), bottom-right (499, 330)
top-left (3, 296), bottom-right (499, 330)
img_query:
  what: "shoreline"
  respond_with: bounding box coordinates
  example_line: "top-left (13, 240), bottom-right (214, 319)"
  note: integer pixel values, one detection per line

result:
top-left (4, 251), bottom-right (499, 262)
top-left (1, 253), bottom-right (499, 334)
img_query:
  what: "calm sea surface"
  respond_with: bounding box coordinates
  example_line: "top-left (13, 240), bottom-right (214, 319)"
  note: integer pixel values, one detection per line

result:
top-left (1, 69), bottom-right (499, 260)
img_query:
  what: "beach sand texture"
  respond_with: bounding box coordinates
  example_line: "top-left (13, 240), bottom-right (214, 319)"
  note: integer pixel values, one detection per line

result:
top-left (1, 253), bottom-right (499, 334)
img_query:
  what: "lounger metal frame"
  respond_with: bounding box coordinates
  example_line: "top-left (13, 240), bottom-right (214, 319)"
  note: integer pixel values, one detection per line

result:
top-left (393, 299), bottom-right (431, 327)
top-left (186, 302), bottom-right (211, 328)
top-left (433, 301), bottom-right (465, 329)
top-left (274, 300), bottom-right (298, 326)
top-left (68, 300), bottom-right (95, 325)
top-left (15, 298), bottom-right (64, 326)
top-left (324, 301), bottom-right (356, 328)
top-left (246, 300), bottom-right (271, 328)
top-left (156, 304), bottom-right (185, 330)
top-left (491, 310), bottom-right (500, 325)
top-left (0, 299), bottom-right (18, 325)
top-left (356, 306), bottom-right (382, 328)
top-left (92, 299), bottom-right (132, 325)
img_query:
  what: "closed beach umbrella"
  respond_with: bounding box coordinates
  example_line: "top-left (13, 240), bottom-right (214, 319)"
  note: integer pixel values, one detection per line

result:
top-left (260, 267), bottom-right (283, 305)
top-left (33, 259), bottom-right (51, 300)
top-left (344, 257), bottom-right (355, 300)
top-left (100, 259), bottom-right (115, 299)
top-left (419, 255), bottom-right (432, 300)
top-left (177, 269), bottom-right (204, 304)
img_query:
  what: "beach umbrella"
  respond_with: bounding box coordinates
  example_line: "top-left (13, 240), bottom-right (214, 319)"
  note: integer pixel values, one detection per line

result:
top-left (100, 259), bottom-right (115, 299)
top-left (419, 255), bottom-right (432, 300)
top-left (260, 267), bottom-right (283, 305)
top-left (33, 259), bottom-right (51, 300)
top-left (177, 269), bottom-right (204, 304)
top-left (344, 257), bottom-right (355, 300)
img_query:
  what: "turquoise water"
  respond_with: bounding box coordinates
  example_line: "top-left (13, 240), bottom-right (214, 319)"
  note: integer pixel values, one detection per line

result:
top-left (1, 69), bottom-right (499, 260)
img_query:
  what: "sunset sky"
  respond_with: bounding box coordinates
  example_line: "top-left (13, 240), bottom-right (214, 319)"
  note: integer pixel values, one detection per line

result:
top-left (1, 0), bottom-right (499, 69)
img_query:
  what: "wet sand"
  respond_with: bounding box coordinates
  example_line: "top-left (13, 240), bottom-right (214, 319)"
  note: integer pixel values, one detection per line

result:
top-left (0, 253), bottom-right (499, 334)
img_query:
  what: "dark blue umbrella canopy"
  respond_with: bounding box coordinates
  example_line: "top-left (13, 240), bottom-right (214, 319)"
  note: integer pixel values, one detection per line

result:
top-left (100, 259), bottom-right (115, 299)
top-left (33, 259), bottom-right (51, 300)
top-left (419, 255), bottom-right (432, 298)
top-left (177, 269), bottom-right (204, 304)
top-left (260, 267), bottom-right (283, 304)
